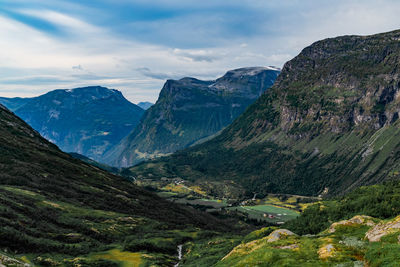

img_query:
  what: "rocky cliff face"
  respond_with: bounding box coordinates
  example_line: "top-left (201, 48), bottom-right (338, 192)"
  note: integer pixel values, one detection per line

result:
top-left (104, 67), bottom-right (280, 167)
top-left (0, 86), bottom-right (144, 161)
top-left (128, 30), bottom-right (400, 197)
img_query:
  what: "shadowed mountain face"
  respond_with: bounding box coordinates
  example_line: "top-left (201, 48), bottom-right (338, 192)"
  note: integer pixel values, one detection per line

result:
top-left (0, 103), bottom-right (231, 264)
top-left (129, 30), bottom-right (400, 198)
top-left (105, 67), bottom-right (280, 167)
top-left (0, 86), bottom-right (144, 161)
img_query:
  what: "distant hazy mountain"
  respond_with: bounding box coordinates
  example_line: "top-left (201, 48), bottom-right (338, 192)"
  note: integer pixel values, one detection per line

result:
top-left (104, 67), bottom-right (280, 167)
top-left (0, 86), bottom-right (144, 161)
top-left (137, 101), bottom-right (154, 110)
top-left (0, 97), bottom-right (31, 111)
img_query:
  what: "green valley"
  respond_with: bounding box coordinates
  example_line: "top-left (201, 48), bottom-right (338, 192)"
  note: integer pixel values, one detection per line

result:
top-left (0, 104), bottom-right (246, 266)
top-left (130, 176), bottom-right (318, 226)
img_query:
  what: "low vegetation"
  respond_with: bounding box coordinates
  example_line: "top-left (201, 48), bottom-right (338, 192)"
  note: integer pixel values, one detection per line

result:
top-left (0, 105), bottom-right (243, 266)
top-left (285, 180), bottom-right (400, 235)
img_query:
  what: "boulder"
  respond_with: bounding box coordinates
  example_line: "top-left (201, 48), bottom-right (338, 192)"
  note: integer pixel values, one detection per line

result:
top-left (0, 254), bottom-right (30, 267)
top-left (318, 244), bottom-right (336, 259)
top-left (365, 215), bottom-right (400, 242)
top-left (275, 244), bottom-right (299, 250)
top-left (266, 229), bottom-right (296, 242)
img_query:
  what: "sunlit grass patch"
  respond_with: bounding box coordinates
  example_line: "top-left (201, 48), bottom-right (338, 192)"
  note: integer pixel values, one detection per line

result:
top-left (91, 249), bottom-right (144, 267)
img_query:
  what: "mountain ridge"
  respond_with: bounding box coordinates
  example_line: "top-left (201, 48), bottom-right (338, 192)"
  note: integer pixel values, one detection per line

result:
top-left (0, 86), bottom-right (144, 162)
top-left (105, 67), bottom-right (280, 167)
top-left (128, 29), bottom-right (400, 198)
top-left (137, 101), bottom-right (154, 110)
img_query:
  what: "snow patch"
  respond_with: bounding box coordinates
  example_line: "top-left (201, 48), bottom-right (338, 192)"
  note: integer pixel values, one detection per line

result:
top-left (48, 109), bottom-right (60, 120)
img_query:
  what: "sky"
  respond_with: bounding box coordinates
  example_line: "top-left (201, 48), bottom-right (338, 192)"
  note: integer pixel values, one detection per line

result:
top-left (1, 0), bottom-right (400, 103)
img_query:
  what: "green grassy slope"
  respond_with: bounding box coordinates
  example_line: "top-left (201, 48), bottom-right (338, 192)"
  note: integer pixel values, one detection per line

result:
top-left (0, 104), bottom-right (235, 266)
top-left (212, 179), bottom-right (400, 266)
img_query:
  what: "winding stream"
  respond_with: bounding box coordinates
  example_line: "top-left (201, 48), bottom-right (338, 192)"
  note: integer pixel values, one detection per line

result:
top-left (174, 244), bottom-right (183, 267)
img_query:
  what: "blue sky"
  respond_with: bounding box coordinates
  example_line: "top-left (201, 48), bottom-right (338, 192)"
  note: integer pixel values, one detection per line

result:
top-left (1, 0), bottom-right (400, 102)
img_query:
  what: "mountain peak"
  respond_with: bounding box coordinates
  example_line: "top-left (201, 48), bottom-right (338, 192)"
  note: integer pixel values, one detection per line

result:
top-left (137, 101), bottom-right (154, 110)
top-left (129, 29), bottom-right (400, 198)
top-left (222, 66), bottom-right (280, 78)
top-left (104, 67), bottom-right (280, 167)
top-left (0, 86), bottom-right (144, 161)
top-left (50, 86), bottom-right (122, 100)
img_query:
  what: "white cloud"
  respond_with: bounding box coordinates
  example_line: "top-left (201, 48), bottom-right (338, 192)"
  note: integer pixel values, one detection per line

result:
top-left (1, 1), bottom-right (400, 103)
top-left (15, 9), bottom-right (101, 34)
top-left (72, 65), bottom-right (83, 70)
top-left (172, 49), bottom-right (222, 62)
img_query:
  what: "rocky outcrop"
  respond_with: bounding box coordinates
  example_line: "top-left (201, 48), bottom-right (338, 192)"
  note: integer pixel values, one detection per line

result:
top-left (221, 228), bottom-right (295, 261)
top-left (275, 244), bottom-right (299, 250)
top-left (365, 215), bottom-right (400, 242)
top-left (0, 254), bottom-right (30, 267)
top-left (328, 215), bottom-right (376, 233)
top-left (266, 229), bottom-right (296, 242)
top-left (318, 244), bottom-right (336, 259)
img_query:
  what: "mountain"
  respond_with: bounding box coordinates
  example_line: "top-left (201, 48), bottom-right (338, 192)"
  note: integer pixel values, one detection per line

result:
top-left (0, 86), bottom-right (144, 162)
top-left (69, 152), bottom-right (120, 174)
top-left (0, 97), bottom-right (31, 111)
top-left (0, 103), bottom-right (233, 266)
top-left (105, 67), bottom-right (280, 167)
top-left (128, 29), bottom-right (400, 198)
top-left (137, 101), bottom-right (154, 110)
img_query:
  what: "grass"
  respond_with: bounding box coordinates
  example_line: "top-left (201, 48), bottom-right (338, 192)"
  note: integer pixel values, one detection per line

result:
top-left (182, 234), bottom-right (243, 267)
top-left (244, 205), bottom-right (299, 216)
top-left (156, 191), bottom-right (178, 198)
top-left (228, 205), bottom-right (298, 224)
top-left (0, 105), bottom-right (240, 266)
top-left (175, 198), bottom-right (227, 209)
top-left (91, 249), bottom-right (143, 267)
top-left (216, 216), bottom-right (377, 266)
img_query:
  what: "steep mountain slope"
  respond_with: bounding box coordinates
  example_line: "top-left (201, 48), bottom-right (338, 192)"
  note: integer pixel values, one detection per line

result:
top-left (0, 104), bottom-right (232, 266)
top-left (137, 101), bottom-right (154, 110)
top-left (69, 152), bottom-right (120, 174)
top-left (129, 29), bottom-right (400, 198)
top-left (105, 67), bottom-right (280, 167)
top-left (0, 86), bottom-right (144, 161)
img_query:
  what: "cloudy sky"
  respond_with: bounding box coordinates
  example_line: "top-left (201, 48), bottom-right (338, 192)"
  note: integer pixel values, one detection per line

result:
top-left (1, 0), bottom-right (400, 103)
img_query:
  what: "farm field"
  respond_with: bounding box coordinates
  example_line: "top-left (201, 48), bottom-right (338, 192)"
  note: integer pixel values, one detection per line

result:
top-left (143, 180), bottom-right (319, 224)
top-left (229, 204), bottom-right (299, 224)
